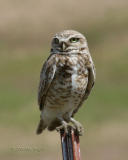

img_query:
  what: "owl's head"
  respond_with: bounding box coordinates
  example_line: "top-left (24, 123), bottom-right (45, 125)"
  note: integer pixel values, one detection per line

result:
top-left (51, 30), bottom-right (88, 54)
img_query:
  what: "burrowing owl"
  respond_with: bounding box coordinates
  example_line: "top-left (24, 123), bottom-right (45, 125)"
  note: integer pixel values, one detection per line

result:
top-left (36, 30), bottom-right (96, 135)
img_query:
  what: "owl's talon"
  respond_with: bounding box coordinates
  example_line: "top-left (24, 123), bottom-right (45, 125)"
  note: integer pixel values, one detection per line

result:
top-left (70, 118), bottom-right (84, 136)
top-left (75, 124), bottom-right (84, 136)
top-left (56, 126), bottom-right (67, 133)
top-left (76, 125), bottom-right (84, 136)
top-left (56, 121), bottom-right (69, 133)
top-left (56, 122), bottom-right (68, 133)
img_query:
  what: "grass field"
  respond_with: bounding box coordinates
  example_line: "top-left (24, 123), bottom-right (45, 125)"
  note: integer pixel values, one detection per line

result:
top-left (0, 0), bottom-right (128, 159)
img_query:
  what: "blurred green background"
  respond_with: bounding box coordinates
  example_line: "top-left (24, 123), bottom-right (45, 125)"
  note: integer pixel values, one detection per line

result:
top-left (0, 0), bottom-right (128, 160)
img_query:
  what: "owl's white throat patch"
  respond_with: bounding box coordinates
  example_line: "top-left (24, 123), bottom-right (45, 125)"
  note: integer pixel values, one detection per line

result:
top-left (71, 66), bottom-right (78, 90)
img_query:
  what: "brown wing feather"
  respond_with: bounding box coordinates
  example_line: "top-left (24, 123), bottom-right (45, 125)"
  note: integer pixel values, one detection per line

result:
top-left (38, 54), bottom-right (57, 111)
top-left (72, 63), bottom-right (96, 116)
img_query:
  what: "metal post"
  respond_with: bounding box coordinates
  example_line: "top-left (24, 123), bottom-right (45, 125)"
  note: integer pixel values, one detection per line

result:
top-left (60, 126), bottom-right (81, 160)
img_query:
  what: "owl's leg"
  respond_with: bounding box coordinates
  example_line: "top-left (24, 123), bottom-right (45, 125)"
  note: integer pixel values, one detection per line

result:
top-left (70, 118), bottom-right (84, 136)
top-left (56, 118), bottom-right (71, 134)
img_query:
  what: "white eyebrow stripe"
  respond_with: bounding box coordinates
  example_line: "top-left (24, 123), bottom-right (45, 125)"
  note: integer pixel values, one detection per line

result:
top-left (68, 34), bottom-right (80, 38)
top-left (68, 34), bottom-right (85, 40)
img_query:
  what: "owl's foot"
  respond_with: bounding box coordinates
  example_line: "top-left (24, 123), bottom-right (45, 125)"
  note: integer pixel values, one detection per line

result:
top-left (56, 120), bottom-right (71, 134)
top-left (70, 118), bottom-right (84, 136)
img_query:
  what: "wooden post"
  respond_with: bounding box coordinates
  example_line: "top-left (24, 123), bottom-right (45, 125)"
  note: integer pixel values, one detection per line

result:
top-left (60, 126), bottom-right (81, 160)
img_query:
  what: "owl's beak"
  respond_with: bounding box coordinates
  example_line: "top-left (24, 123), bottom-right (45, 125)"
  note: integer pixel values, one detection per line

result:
top-left (60, 42), bottom-right (67, 51)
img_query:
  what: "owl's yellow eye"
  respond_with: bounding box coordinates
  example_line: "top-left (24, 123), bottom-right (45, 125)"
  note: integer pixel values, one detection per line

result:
top-left (70, 38), bottom-right (79, 43)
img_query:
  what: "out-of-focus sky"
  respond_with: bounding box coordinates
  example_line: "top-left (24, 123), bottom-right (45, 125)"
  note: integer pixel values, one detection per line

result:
top-left (0, 0), bottom-right (128, 46)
